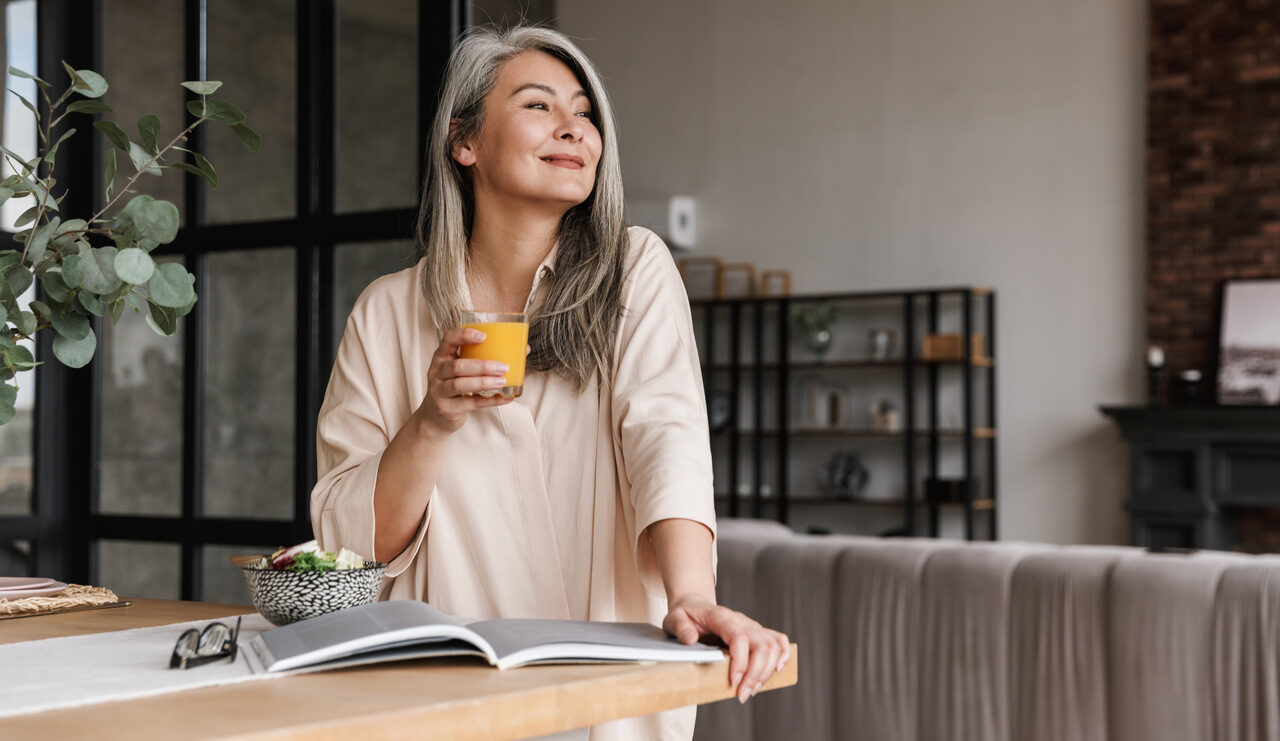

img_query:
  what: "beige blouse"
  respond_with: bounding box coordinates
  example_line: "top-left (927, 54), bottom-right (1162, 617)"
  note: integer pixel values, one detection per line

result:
top-left (311, 227), bottom-right (717, 741)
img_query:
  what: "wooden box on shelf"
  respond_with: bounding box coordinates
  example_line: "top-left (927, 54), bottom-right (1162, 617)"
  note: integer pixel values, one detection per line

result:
top-left (922, 332), bottom-right (986, 362)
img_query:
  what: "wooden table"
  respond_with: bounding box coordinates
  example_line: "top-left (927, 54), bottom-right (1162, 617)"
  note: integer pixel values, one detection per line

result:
top-left (0, 599), bottom-right (797, 740)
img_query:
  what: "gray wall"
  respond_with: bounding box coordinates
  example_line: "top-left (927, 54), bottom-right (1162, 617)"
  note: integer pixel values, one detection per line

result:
top-left (559, 0), bottom-right (1147, 544)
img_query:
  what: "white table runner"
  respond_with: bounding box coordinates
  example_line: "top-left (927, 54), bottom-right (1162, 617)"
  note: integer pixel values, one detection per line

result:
top-left (0, 613), bottom-right (279, 719)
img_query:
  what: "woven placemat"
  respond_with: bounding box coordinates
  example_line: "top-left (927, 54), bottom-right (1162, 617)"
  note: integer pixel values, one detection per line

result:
top-left (0, 584), bottom-right (119, 616)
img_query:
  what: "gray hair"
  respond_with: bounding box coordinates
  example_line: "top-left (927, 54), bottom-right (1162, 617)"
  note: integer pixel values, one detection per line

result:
top-left (414, 25), bottom-right (628, 391)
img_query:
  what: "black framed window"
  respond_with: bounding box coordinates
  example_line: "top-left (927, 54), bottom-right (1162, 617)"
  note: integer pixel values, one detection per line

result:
top-left (2, 0), bottom-right (471, 600)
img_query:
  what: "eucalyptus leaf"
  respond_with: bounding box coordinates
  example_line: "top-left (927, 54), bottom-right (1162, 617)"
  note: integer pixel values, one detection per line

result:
top-left (116, 195), bottom-right (178, 244)
top-left (13, 206), bottom-right (38, 228)
top-left (28, 300), bottom-right (49, 321)
top-left (7, 343), bottom-right (34, 368)
top-left (0, 302), bottom-right (7, 326)
top-left (145, 300), bottom-right (178, 336)
top-left (231, 123), bottom-right (261, 152)
top-left (137, 114), bottom-right (160, 154)
top-left (69, 246), bottom-right (122, 294)
top-left (51, 217), bottom-right (85, 249)
top-left (0, 147), bottom-right (34, 175)
top-left (26, 179), bottom-right (56, 211)
top-left (4, 266), bottom-right (30, 297)
top-left (123, 290), bottom-right (147, 314)
top-left (39, 267), bottom-right (71, 303)
top-left (186, 98), bottom-right (245, 124)
top-left (175, 293), bottom-right (197, 318)
top-left (6, 66), bottom-right (44, 84)
top-left (193, 152), bottom-right (218, 188)
top-left (0, 382), bottom-right (15, 425)
top-left (64, 62), bottom-right (108, 98)
top-left (50, 308), bottom-right (90, 341)
top-left (114, 247), bottom-right (155, 284)
top-left (26, 217), bottom-right (59, 264)
top-left (65, 100), bottom-right (113, 116)
top-left (147, 263), bottom-right (195, 309)
top-left (0, 252), bottom-right (18, 276)
top-left (52, 326), bottom-right (96, 368)
top-left (92, 120), bottom-right (130, 152)
top-left (104, 148), bottom-right (117, 199)
top-left (8, 91), bottom-right (42, 139)
top-left (172, 162), bottom-right (214, 187)
top-left (0, 186), bottom-right (13, 209)
top-left (180, 80), bottom-right (223, 95)
top-left (128, 141), bottom-right (160, 175)
top-left (60, 254), bottom-right (81, 288)
top-left (77, 290), bottom-right (104, 317)
top-left (108, 298), bottom-right (125, 323)
top-left (46, 127), bottom-right (76, 165)
top-left (15, 310), bottom-right (36, 336)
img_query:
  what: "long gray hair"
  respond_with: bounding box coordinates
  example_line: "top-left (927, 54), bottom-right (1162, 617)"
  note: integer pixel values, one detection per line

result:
top-left (414, 26), bottom-right (628, 391)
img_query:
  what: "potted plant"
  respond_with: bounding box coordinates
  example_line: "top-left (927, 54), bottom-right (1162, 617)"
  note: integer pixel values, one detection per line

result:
top-left (791, 301), bottom-right (837, 358)
top-left (0, 62), bottom-right (259, 423)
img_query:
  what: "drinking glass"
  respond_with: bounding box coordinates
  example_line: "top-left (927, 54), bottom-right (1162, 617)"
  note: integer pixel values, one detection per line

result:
top-left (459, 311), bottom-right (528, 399)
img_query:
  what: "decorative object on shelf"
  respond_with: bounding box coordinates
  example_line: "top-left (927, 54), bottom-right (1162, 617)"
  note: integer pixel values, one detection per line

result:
top-left (921, 332), bottom-right (986, 362)
top-left (804, 379), bottom-right (828, 427)
top-left (760, 270), bottom-right (793, 297)
top-left (716, 262), bottom-right (756, 299)
top-left (820, 451), bottom-right (869, 500)
top-left (791, 301), bottom-right (837, 359)
top-left (707, 389), bottom-right (734, 431)
top-left (925, 477), bottom-right (971, 504)
top-left (869, 398), bottom-right (900, 432)
top-left (1178, 369), bottom-right (1204, 406)
top-left (827, 389), bottom-right (845, 427)
top-left (869, 328), bottom-right (897, 361)
top-left (676, 257), bottom-right (722, 300)
top-left (1216, 278), bottom-right (1280, 405)
top-left (1147, 345), bottom-right (1165, 405)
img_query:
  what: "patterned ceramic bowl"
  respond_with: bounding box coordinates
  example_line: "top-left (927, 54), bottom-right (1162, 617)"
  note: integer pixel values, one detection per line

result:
top-left (238, 561), bottom-right (388, 626)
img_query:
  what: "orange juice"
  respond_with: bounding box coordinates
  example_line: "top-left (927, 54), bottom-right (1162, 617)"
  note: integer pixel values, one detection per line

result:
top-left (459, 312), bottom-right (528, 398)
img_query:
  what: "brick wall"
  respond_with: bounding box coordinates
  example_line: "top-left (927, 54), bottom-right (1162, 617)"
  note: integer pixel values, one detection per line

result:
top-left (1147, 0), bottom-right (1280, 394)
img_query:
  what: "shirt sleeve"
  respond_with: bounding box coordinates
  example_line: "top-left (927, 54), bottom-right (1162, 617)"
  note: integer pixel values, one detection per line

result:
top-left (611, 228), bottom-right (718, 597)
top-left (310, 297), bottom-right (431, 579)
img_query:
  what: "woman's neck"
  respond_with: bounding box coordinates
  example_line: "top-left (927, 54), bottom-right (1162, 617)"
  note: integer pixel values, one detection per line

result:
top-left (467, 198), bottom-right (563, 312)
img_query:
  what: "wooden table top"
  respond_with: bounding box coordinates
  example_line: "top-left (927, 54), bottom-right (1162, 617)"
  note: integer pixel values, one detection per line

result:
top-left (0, 598), bottom-right (797, 740)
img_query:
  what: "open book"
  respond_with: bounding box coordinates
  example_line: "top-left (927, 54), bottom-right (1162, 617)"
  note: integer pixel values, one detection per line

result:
top-left (245, 600), bottom-right (727, 673)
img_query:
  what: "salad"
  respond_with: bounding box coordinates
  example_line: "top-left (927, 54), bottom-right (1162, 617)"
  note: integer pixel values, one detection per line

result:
top-left (253, 540), bottom-right (367, 572)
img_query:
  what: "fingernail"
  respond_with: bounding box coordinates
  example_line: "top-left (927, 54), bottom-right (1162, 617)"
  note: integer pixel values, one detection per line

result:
top-left (731, 671), bottom-right (743, 686)
top-left (753, 682), bottom-right (762, 695)
top-left (470, 330), bottom-right (486, 341)
top-left (776, 660), bottom-right (786, 672)
top-left (491, 362), bottom-right (509, 373)
top-left (738, 689), bottom-right (749, 704)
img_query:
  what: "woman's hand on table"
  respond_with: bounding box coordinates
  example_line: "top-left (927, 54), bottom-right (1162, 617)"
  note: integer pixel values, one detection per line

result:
top-left (662, 597), bottom-right (790, 703)
top-left (417, 327), bottom-right (515, 436)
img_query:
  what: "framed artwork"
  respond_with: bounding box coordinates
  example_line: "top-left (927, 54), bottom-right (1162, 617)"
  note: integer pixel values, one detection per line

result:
top-left (1217, 278), bottom-right (1280, 405)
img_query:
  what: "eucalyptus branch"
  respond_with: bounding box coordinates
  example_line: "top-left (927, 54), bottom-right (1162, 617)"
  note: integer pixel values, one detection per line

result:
top-left (90, 118), bottom-right (203, 224)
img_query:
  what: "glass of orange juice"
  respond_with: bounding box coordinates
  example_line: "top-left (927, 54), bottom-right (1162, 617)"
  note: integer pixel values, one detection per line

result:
top-left (459, 311), bottom-right (528, 399)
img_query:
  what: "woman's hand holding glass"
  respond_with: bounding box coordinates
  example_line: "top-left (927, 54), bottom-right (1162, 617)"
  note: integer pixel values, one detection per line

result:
top-left (418, 327), bottom-right (516, 436)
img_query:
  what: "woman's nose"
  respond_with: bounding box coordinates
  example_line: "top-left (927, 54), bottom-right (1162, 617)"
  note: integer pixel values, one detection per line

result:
top-left (556, 115), bottom-right (583, 142)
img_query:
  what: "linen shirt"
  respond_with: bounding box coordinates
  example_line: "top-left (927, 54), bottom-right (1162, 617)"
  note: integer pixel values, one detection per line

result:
top-left (311, 226), bottom-right (717, 741)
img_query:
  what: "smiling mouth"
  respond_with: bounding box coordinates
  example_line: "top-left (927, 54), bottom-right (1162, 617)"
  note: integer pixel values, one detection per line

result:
top-left (540, 155), bottom-right (585, 169)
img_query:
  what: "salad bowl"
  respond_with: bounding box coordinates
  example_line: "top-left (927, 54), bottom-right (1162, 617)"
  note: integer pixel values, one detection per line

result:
top-left (233, 542), bottom-right (387, 626)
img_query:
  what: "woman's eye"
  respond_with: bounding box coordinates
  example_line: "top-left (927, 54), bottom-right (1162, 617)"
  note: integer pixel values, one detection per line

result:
top-left (576, 111), bottom-right (593, 118)
top-left (525, 102), bottom-right (548, 110)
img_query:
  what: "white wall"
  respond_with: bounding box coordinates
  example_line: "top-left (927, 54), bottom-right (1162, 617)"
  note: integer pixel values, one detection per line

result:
top-left (558, 0), bottom-right (1147, 544)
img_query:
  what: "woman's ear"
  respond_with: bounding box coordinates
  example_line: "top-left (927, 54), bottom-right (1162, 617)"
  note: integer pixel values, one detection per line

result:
top-left (450, 118), bottom-right (476, 166)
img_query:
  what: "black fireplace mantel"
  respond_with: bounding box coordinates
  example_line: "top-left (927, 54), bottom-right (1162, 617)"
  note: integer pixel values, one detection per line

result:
top-left (1101, 404), bottom-right (1280, 550)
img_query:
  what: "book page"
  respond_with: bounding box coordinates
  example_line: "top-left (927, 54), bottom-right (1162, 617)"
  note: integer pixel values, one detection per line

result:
top-left (469, 619), bottom-right (726, 668)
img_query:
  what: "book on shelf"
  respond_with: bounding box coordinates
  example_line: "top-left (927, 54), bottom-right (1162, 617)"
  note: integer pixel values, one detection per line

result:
top-left (244, 600), bottom-right (726, 673)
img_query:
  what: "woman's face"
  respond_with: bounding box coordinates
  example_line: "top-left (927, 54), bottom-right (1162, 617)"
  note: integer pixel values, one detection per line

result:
top-left (453, 50), bottom-right (602, 213)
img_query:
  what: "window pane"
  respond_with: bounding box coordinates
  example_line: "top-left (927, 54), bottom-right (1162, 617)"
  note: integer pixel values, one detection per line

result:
top-left (201, 543), bottom-right (272, 605)
top-left (97, 540), bottom-right (181, 599)
top-left (202, 248), bottom-right (295, 519)
top-left (98, 257), bottom-right (185, 517)
top-left (333, 240), bottom-right (415, 346)
top-left (335, 0), bottom-right (418, 213)
top-left (101, 0), bottom-right (186, 224)
top-left (0, 0), bottom-right (37, 517)
top-left (0, 540), bottom-right (30, 576)
top-left (204, 0), bottom-right (296, 224)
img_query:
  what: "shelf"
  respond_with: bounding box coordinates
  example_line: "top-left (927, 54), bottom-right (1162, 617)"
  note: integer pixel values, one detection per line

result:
top-left (704, 357), bottom-right (994, 371)
top-left (712, 427), bottom-right (997, 439)
top-left (715, 495), bottom-right (996, 509)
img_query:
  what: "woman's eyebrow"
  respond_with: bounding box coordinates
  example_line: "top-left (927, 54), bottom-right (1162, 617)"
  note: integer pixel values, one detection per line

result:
top-left (510, 82), bottom-right (589, 100)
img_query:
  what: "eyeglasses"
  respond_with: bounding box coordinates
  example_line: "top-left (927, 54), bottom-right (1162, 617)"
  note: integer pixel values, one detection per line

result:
top-left (170, 616), bottom-right (242, 670)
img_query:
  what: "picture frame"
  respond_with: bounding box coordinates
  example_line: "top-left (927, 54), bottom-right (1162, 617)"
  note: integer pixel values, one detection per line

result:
top-left (1216, 278), bottom-right (1280, 405)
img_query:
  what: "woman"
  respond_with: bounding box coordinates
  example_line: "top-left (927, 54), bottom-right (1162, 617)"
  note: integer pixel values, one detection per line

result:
top-left (312, 26), bottom-right (789, 740)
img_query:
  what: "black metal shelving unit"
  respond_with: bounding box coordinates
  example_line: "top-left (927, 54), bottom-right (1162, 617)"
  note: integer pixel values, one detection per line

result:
top-left (692, 287), bottom-right (998, 540)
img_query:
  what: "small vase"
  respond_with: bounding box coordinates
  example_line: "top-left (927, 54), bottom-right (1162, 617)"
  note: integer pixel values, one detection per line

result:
top-left (808, 329), bottom-right (832, 357)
